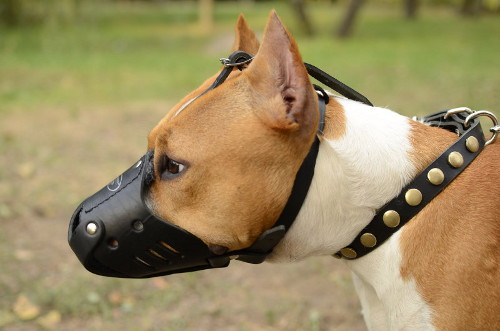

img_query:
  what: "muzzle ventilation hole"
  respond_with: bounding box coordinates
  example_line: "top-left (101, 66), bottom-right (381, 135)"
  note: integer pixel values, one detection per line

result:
top-left (148, 249), bottom-right (167, 261)
top-left (135, 256), bottom-right (152, 268)
top-left (159, 241), bottom-right (180, 254)
top-left (70, 208), bottom-right (82, 234)
top-left (107, 238), bottom-right (119, 249)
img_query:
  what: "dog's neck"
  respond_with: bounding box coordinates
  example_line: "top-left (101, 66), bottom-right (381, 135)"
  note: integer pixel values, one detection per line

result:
top-left (268, 97), bottom-right (451, 330)
top-left (269, 97), bottom-right (418, 262)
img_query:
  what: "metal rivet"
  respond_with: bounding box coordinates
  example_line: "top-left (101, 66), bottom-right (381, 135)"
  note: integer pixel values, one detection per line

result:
top-left (340, 248), bottom-right (357, 259)
top-left (405, 188), bottom-right (422, 206)
top-left (427, 168), bottom-right (445, 185)
top-left (360, 233), bottom-right (377, 248)
top-left (332, 253), bottom-right (342, 259)
top-left (448, 151), bottom-right (464, 168)
top-left (465, 136), bottom-right (479, 153)
top-left (132, 220), bottom-right (144, 231)
top-left (383, 210), bottom-right (400, 228)
top-left (86, 222), bottom-right (98, 235)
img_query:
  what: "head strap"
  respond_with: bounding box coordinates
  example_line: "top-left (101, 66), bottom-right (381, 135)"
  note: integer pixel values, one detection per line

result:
top-left (213, 51), bottom-right (373, 106)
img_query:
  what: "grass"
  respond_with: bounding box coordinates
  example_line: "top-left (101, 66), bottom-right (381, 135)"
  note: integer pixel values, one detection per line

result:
top-left (1, 2), bottom-right (498, 115)
top-left (0, 1), bottom-right (498, 330)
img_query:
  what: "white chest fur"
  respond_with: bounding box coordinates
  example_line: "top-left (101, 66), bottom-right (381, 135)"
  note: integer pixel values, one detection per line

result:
top-left (268, 98), bottom-right (435, 330)
top-left (348, 231), bottom-right (435, 331)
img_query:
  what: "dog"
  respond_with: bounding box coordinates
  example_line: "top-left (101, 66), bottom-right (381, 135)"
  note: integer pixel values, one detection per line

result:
top-left (70, 11), bottom-right (499, 330)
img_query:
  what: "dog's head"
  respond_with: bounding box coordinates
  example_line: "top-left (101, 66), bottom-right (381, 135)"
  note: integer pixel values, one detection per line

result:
top-left (68, 12), bottom-right (321, 278)
top-left (144, 12), bottom-right (318, 252)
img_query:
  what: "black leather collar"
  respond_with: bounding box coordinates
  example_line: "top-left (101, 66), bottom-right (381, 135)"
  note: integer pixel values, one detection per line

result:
top-left (334, 108), bottom-right (491, 259)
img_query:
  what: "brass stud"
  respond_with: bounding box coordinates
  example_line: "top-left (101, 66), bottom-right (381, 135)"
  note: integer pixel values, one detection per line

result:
top-left (340, 248), bottom-right (357, 259)
top-left (448, 151), bottom-right (464, 168)
top-left (427, 168), bottom-right (445, 185)
top-left (332, 252), bottom-right (342, 259)
top-left (86, 222), bottom-right (98, 235)
top-left (465, 136), bottom-right (479, 153)
top-left (405, 188), bottom-right (422, 206)
top-left (383, 210), bottom-right (400, 228)
top-left (360, 233), bottom-right (377, 248)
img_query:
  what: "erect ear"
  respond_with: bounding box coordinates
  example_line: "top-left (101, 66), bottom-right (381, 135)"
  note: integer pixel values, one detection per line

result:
top-left (232, 14), bottom-right (260, 54)
top-left (245, 11), bottom-right (317, 133)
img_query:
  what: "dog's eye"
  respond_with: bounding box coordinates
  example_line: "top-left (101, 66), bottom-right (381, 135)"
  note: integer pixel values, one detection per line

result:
top-left (159, 155), bottom-right (185, 180)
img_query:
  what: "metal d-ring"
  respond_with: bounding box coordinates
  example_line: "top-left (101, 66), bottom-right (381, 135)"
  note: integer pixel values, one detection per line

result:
top-left (219, 56), bottom-right (254, 68)
top-left (443, 107), bottom-right (474, 120)
top-left (464, 110), bottom-right (499, 146)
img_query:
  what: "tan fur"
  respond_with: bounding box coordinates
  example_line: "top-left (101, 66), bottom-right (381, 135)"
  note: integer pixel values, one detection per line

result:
top-left (402, 121), bottom-right (500, 329)
top-left (146, 12), bottom-right (318, 251)
top-left (147, 15), bottom-right (260, 150)
top-left (322, 100), bottom-right (346, 141)
top-left (232, 14), bottom-right (260, 54)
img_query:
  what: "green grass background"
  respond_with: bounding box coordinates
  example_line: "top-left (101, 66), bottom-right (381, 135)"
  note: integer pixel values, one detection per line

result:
top-left (0, 1), bottom-right (498, 330)
top-left (2, 2), bottom-right (499, 115)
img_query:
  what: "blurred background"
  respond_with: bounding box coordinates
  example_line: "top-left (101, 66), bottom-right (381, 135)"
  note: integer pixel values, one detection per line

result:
top-left (0, 0), bottom-right (498, 330)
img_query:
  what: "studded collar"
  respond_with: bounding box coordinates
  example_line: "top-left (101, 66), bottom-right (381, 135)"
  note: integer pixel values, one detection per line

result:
top-left (334, 108), bottom-right (498, 260)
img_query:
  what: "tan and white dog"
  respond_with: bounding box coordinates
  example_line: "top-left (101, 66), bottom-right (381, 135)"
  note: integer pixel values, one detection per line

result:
top-left (144, 12), bottom-right (499, 330)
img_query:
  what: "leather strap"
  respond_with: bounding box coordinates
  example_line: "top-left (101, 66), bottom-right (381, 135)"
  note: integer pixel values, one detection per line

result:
top-left (305, 63), bottom-right (373, 106)
top-left (158, 50), bottom-right (331, 262)
top-left (217, 51), bottom-right (373, 107)
top-left (238, 136), bottom-right (321, 262)
top-left (336, 112), bottom-right (486, 259)
top-left (240, 88), bottom-right (328, 260)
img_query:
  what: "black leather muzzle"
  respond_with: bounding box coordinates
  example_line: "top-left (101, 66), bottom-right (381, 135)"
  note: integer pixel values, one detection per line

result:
top-left (68, 150), bottom-right (290, 278)
top-left (68, 150), bottom-right (230, 278)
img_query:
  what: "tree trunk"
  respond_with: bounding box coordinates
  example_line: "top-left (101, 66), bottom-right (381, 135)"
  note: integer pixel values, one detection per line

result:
top-left (0, 0), bottom-right (22, 26)
top-left (461, 0), bottom-right (482, 16)
top-left (336, 0), bottom-right (364, 38)
top-left (404, 0), bottom-right (419, 19)
top-left (199, 0), bottom-right (214, 32)
top-left (291, 0), bottom-right (314, 36)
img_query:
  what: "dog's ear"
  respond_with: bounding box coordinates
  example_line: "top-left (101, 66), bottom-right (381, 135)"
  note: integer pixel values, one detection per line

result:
top-left (232, 14), bottom-right (260, 54)
top-left (245, 11), bottom-right (317, 134)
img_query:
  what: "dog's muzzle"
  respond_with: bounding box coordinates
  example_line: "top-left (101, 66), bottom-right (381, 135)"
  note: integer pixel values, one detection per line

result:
top-left (68, 150), bottom-right (289, 278)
